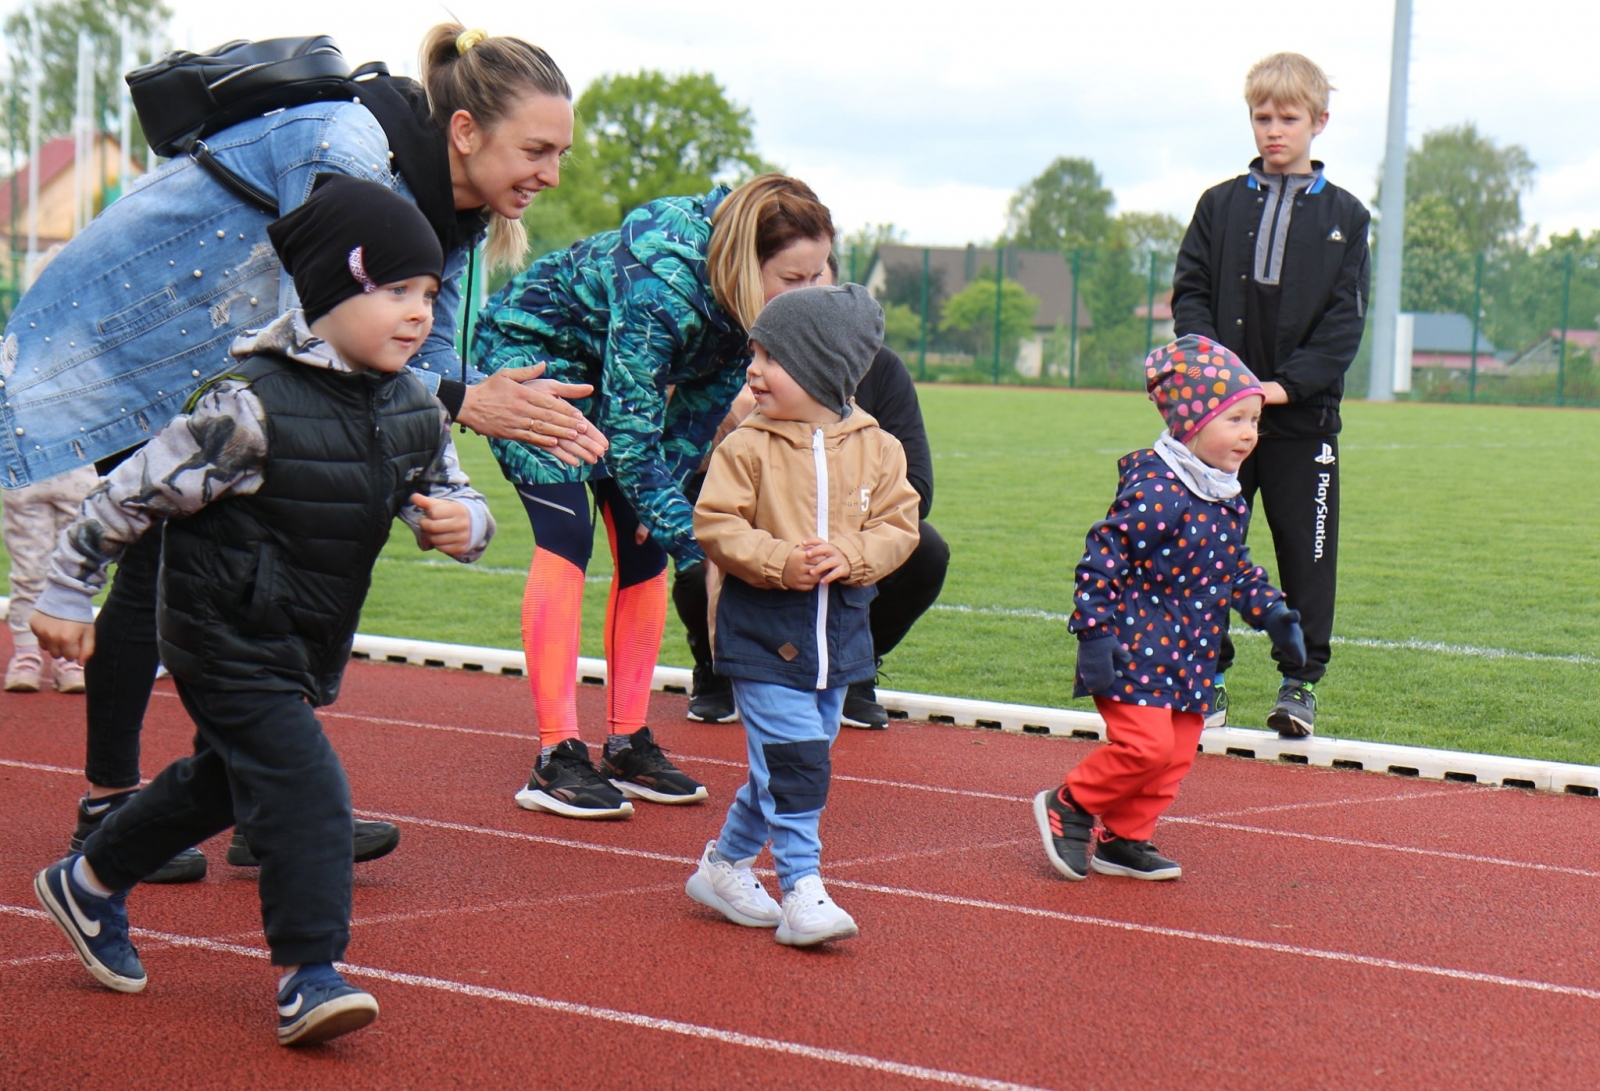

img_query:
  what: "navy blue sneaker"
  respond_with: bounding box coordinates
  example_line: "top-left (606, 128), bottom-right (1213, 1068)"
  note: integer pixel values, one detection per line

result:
top-left (34, 856), bottom-right (146, 993)
top-left (276, 963), bottom-right (378, 1046)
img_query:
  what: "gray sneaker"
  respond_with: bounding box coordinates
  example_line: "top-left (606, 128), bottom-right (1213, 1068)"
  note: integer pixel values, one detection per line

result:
top-left (1267, 682), bottom-right (1316, 738)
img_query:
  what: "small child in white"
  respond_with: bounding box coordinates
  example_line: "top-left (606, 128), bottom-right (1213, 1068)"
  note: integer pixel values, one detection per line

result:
top-left (687, 284), bottom-right (919, 945)
top-left (4, 466), bottom-right (98, 691)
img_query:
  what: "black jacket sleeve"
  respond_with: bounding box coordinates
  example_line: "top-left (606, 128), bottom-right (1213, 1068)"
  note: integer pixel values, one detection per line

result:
top-left (854, 346), bottom-right (934, 519)
top-left (1275, 200), bottom-right (1372, 402)
top-left (1172, 187), bottom-right (1222, 341)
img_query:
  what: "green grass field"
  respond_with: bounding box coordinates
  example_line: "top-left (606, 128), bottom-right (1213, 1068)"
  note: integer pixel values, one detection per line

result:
top-left (5, 388), bottom-right (1596, 763)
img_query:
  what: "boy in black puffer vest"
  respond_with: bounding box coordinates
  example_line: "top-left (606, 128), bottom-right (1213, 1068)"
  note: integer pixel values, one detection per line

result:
top-left (29, 175), bottom-right (495, 1046)
top-left (1171, 52), bottom-right (1370, 737)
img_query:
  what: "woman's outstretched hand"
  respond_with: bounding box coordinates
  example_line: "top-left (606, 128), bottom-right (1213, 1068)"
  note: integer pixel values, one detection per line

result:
top-left (455, 363), bottom-right (610, 466)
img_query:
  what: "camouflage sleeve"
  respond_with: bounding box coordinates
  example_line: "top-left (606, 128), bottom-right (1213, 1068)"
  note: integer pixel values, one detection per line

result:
top-left (396, 413), bottom-right (497, 564)
top-left (33, 382), bottom-right (268, 621)
top-left (596, 282), bottom-right (706, 565)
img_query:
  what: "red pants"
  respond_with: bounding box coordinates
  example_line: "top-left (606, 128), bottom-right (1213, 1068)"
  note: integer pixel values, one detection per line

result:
top-left (1063, 698), bottom-right (1205, 842)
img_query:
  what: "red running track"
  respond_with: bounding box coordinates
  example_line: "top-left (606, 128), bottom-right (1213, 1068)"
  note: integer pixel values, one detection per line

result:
top-left (3, 649), bottom-right (1599, 1089)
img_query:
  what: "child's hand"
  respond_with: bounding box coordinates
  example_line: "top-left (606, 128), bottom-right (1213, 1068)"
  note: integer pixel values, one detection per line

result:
top-left (799, 538), bottom-right (850, 585)
top-left (31, 612), bottom-right (94, 664)
top-left (783, 544), bottom-right (820, 590)
top-left (411, 494), bottom-right (474, 557)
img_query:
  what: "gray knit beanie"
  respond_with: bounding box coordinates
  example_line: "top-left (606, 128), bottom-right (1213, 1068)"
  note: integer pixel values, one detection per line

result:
top-left (747, 284), bottom-right (885, 413)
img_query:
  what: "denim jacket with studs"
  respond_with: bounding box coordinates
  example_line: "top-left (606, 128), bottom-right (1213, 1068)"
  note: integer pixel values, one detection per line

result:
top-left (0, 99), bottom-right (474, 488)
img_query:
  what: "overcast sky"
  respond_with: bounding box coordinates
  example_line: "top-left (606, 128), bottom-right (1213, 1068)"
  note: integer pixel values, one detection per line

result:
top-left (8, 0), bottom-right (1597, 245)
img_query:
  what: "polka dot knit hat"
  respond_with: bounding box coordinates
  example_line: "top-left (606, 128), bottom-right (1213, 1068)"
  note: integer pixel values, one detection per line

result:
top-left (1145, 334), bottom-right (1264, 443)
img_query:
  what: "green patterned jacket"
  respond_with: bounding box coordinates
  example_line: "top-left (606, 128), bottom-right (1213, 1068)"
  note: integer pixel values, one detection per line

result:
top-left (473, 187), bottom-right (749, 564)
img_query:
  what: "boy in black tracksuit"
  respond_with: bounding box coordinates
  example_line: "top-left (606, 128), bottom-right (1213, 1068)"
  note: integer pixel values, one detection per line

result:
top-left (1171, 52), bottom-right (1370, 736)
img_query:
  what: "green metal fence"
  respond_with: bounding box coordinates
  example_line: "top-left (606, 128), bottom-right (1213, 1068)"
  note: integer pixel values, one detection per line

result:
top-left (838, 237), bottom-right (1600, 409)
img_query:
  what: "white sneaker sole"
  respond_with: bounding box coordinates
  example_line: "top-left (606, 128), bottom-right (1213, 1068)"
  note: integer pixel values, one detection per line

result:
top-left (1090, 857), bottom-right (1182, 881)
top-left (513, 787), bottom-right (634, 819)
top-left (34, 869), bottom-right (146, 994)
top-left (610, 780), bottom-right (708, 805)
top-left (1203, 709), bottom-right (1227, 728)
top-left (776, 916), bottom-right (858, 946)
top-left (685, 870), bottom-right (781, 928)
top-left (685, 708), bottom-right (740, 724)
top-left (279, 993), bottom-right (379, 1046)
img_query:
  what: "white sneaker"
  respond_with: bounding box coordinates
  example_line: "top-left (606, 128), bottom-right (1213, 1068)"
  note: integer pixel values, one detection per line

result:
top-left (775, 875), bottom-right (857, 947)
top-left (5, 649), bottom-right (43, 692)
top-left (685, 841), bottom-right (780, 928)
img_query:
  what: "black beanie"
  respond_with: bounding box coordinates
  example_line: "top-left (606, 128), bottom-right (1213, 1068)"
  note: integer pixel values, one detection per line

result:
top-left (747, 284), bottom-right (884, 413)
top-left (266, 174), bottom-right (444, 325)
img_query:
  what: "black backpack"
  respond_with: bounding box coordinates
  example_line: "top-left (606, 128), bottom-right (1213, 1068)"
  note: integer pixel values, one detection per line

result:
top-left (126, 36), bottom-right (387, 213)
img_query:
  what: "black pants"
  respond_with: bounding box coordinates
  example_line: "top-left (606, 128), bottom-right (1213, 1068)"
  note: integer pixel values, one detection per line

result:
top-left (674, 521), bottom-right (950, 672)
top-left (1218, 435), bottom-right (1340, 684)
top-left (83, 527), bottom-right (164, 788)
top-left (83, 682), bottom-right (354, 966)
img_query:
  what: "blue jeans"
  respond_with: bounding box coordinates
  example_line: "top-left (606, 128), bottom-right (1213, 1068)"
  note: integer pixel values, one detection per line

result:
top-left (717, 680), bottom-right (845, 892)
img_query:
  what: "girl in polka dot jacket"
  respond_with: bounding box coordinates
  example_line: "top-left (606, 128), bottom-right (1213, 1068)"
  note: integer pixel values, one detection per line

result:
top-left (1034, 334), bottom-right (1305, 883)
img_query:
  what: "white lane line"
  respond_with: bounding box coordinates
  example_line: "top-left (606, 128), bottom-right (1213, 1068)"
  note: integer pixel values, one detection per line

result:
top-left (0, 905), bottom-right (1048, 1091)
top-left (0, 757), bottom-right (82, 775)
top-left (1159, 817), bottom-right (1600, 879)
top-left (1188, 789), bottom-right (1463, 820)
top-left (812, 881), bottom-right (1600, 1002)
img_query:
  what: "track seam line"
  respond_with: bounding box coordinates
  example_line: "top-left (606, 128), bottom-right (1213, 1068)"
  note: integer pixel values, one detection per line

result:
top-left (0, 906), bottom-right (1048, 1091)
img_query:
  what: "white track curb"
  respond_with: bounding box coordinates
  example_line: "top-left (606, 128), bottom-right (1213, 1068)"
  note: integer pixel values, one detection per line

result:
top-left (347, 633), bottom-right (1600, 798)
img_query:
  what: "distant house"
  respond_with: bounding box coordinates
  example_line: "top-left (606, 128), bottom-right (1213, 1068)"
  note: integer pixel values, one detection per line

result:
top-left (1505, 328), bottom-right (1599, 376)
top-left (1404, 312), bottom-right (1504, 372)
top-left (863, 244), bottom-right (1093, 377)
top-left (0, 134), bottom-right (141, 260)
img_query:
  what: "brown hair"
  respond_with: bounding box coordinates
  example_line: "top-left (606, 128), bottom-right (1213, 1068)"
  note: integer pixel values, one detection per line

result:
top-left (1244, 52), bottom-right (1334, 117)
top-left (706, 174), bottom-right (835, 331)
top-left (418, 23), bottom-right (572, 271)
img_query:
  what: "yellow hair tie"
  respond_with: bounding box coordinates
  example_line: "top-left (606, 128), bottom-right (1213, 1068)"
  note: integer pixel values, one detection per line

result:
top-left (456, 28), bottom-right (488, 54)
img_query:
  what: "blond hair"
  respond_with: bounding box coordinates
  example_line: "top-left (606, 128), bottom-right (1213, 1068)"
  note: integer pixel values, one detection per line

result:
top-left (705, 174), bottom-right (834, 331)
top-left (418, 23), bottom-right (571, 272)
top-left (1244, 53), bottom-right (1333, 117)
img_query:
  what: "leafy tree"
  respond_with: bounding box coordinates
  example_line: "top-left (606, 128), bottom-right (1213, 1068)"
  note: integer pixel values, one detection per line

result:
top-left (1005, 156), bottom-right (1114, 252)
top-left (533, 70), bottom-right (770, 239)
top-left (2, 0), bottom-right (170, 149)
top-left (1401, 194), bottom-right (1474, 314)
top-left (882, 301), bottom-right (923, 357)
top-left (937, 268), bottom-right (1039, 362)
top-left (838, 222), bottom-right (903, 284)
top-left (1378, 122), bottom-right (1536, 256)
top-left (1114, 210), bottom-right (1185, 263)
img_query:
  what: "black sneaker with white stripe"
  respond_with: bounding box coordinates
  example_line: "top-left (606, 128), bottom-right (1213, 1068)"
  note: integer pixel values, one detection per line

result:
top-left (601, 726), bottom-right (708, 804)
top-left (1090, 832), bottom-right (1182, 880)
top-left (72, 791), bottom-right (207, 884)
top-left (515, 737), bottom-right (634, 819)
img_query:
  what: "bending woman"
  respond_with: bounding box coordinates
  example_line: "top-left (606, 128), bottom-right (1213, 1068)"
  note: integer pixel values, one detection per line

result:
top-left (1, 24), bottom-right (604, 880)
top-left (475, 174), bottom-right (834, 820)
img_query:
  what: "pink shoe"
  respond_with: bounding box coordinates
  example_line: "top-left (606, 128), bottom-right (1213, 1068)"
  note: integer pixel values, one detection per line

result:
top-left (52, 658), bottom-right (86, 694)
top-left (5, 649), bottom-right (44, 692)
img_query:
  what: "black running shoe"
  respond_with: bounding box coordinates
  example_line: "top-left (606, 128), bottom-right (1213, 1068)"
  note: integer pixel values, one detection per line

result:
top-left (1267, 681), bottom-right (1316, 738)
top-left (686, 665), bottom-right (738, 723)
top-left (515, 738), bottom-right (634, 819)
top-left (601, 726), bottom-right (708, 804)
top-left (1033, 787), bottom-right (1095, 881)
top-left (71, 791), bottom-right (207, 884)
top-left (227, 820), bottom-right (401, 867)
top-left (1090, 833), bottom-right (1182, 880)
top-left (841, 680), bottom-right (888, 730)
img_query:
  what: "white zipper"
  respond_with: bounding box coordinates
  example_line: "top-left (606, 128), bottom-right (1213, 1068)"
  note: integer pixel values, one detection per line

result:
top-left (812, 427), bottom-right (829, 689)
